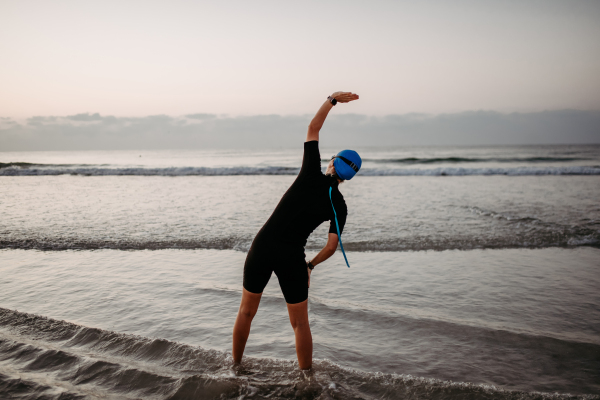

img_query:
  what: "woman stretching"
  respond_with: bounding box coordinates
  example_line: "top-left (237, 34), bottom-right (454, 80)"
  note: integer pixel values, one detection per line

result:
top-left (232, 92), bottom-right (362, 370)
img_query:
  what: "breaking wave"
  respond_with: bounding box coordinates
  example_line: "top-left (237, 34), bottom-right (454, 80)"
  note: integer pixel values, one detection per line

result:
top-left (1, 227), bottom-right (598, 252)
top-left (1, 164), bottom-right (600, 176)
top-left (357, 156), bottom-right (591, 164)
top-left (0, 307), bottom-right (596, 400)
top-left (358, 166), bottom-right (600, 176)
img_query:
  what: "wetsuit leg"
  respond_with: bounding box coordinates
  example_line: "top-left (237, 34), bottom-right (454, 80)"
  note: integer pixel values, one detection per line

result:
top-left (273, 254), bottom-right (309, 304)
top-left (243, 244), bottom-right (273, 294)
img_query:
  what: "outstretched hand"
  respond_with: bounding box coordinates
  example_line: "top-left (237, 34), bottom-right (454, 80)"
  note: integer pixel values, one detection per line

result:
top-left (306, 91), bottom-right (359, 142)
top-left (331, 92), bottom-right (359, 103)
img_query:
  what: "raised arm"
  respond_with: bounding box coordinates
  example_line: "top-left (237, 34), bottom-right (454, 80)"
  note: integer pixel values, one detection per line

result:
top-left (306, 92), bottom-right (359, 142)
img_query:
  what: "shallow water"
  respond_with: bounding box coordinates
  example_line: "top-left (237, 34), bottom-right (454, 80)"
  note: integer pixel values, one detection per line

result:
top-left (1, 175), bottom-right (599, 253)
top-left (1, 145), bottom-right (599, 399)
top-left (1, 248), bottom-right (599, 398)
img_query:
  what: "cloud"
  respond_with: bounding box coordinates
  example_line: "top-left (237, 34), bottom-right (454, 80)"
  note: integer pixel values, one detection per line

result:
top-left (1, 110), bottom-right (599, 151)
top-left (26, 116), bottom-right (59, 126)
top-left (185, 113), bottom-right (218, 120)
top-left (66, 113), bottom-right (105, 121)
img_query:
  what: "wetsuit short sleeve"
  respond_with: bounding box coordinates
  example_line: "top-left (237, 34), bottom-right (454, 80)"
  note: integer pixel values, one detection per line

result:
top-left (329, 200), bottom-right (347, 236)
top-left (299, 141), bottom-right (322, 178)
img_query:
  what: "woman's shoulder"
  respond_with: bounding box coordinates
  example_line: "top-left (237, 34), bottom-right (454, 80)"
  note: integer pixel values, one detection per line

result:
top-left (335, 190), bottom-right (347, 209)
top-left (329, 183), bottom-right (347, 207)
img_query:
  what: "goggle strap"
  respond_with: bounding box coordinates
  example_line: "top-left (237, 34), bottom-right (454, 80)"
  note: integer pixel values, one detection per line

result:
top-left (333, 155), bottom-right (359, 172)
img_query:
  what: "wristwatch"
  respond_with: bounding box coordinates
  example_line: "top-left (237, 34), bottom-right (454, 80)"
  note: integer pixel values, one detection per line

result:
top-left (307, 261), bottom-right (315, 270)
top-left (327, 96), bottom-right (337, 106)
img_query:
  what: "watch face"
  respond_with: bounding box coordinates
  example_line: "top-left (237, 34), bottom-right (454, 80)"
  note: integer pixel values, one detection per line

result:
top-left (331, 98), bottom-right (337, 105)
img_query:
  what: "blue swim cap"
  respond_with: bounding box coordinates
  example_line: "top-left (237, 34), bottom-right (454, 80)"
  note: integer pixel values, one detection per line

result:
top-left (333, 149), bottom-right (362, 180)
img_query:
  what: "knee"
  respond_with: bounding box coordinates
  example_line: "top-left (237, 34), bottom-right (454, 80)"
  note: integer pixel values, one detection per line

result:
top-left (239, 305), bottom-right (257, 320)
top-left (290, 317), bottom-right (309, 331)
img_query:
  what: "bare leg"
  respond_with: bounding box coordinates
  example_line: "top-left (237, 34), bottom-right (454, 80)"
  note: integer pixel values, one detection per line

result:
top-left (232, 288), bottom-right (262, 364)
top-left (287, 299), bottom-right (312, 370)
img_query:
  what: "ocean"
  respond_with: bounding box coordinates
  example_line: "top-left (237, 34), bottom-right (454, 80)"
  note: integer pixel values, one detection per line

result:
top-left (1, 144), bottom-right (599, 399)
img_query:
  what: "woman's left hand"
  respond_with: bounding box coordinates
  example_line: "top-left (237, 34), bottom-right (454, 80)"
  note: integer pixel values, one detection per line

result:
top-left (331, 91), bottom-right (359, 103)
top-left (307, 266), bottom-right (312, 288)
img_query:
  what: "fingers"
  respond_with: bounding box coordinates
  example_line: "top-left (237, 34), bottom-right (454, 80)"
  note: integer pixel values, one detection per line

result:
top-left (336, 92), bottom-right (358, 99)
top-left (332, 91), bottom-right (359, 99)
top-left (333, 92), bottom-right (359, 103)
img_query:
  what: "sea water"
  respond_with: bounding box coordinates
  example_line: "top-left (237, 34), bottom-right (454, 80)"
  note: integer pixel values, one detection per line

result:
top-left (1, 145), bottom-right (599, 399)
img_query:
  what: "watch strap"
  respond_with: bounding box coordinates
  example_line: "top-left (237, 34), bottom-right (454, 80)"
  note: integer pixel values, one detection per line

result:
top-left (307, 261), bottom-right (315, 270)
top-left (327, 96), bottom-right (337, 106)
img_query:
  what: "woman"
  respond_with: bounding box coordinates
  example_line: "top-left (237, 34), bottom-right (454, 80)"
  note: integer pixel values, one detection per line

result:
top-left (232, 92), bottom-right (361, 370)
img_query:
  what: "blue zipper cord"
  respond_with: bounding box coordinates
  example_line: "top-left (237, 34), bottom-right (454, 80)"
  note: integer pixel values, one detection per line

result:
top-left (329, 186), bottom-right (351, 268)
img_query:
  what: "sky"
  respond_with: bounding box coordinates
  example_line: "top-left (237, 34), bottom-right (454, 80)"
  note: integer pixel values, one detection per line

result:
top-left (1, 0), bottom-right (599, 149)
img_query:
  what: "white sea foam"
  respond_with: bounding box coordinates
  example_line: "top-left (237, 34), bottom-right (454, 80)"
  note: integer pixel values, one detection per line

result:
top-left (1, 307), bottom-right (597, 400)
top-left (1, 165), bottom-right (600, 176)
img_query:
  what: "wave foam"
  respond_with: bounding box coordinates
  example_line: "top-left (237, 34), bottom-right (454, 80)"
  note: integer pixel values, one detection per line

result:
top-left (1, 227), bottom-right (598, 252)
top-left (1, 165), bottom-right (600, 176)
top-left (0, 308), bottom-right (596, 400)
top-left (359, 156), bottom-right (591, 164)
top-left (359, 166), bottom-right (600, 176)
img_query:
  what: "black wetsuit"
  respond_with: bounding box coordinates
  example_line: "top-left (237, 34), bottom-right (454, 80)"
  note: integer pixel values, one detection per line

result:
top-left (243, 140), bottom-right (347, 304)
